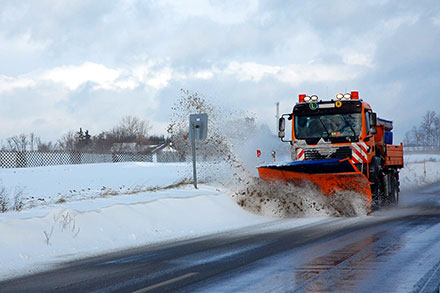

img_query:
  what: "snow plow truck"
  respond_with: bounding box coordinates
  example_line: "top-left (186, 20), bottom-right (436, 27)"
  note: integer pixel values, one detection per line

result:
top-left (258, 91), bottom-right (404, 211)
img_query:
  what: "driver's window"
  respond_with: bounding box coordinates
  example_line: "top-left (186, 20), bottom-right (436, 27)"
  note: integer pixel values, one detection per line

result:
top-left (365, 111), bottom-right (371, 133)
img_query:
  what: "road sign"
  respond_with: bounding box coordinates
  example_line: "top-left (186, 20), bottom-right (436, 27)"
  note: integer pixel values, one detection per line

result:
top-left (189, 113), bottom-right (208, 189)
top-left (189, 113), bottom-right (208, 141)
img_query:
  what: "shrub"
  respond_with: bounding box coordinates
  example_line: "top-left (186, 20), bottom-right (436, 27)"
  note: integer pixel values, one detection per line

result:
top-left (0, 187), bottom-right (9, 213)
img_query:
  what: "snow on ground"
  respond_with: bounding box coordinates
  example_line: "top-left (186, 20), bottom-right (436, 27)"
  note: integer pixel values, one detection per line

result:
top-left (403, 153), bottom-right (440, 163)
top-left (0, 162), bottom-right (193, 211)
top-left (1, 151), bottom-right (439, 281)
top-left (400, 152), bottom-right (440, 190)
top-left (0, 162), bottom-right (324, 281)
top-left (0, 184), bottom-right (271, 280)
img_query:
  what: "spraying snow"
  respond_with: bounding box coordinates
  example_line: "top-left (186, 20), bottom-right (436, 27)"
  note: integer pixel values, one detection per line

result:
top-left (168, 90), bottom-right (369, 217)
top-left (233, 178), bottom-right (369, 217)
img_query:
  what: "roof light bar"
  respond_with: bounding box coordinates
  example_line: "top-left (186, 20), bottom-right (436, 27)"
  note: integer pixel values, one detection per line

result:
top-left (351, 91), bottom-right (359, 100)
top-left (301, 91), bottom-right (360, 103)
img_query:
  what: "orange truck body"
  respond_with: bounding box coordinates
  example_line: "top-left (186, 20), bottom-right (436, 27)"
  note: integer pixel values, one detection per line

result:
top-left (258, 91), bottom-right (404, 211)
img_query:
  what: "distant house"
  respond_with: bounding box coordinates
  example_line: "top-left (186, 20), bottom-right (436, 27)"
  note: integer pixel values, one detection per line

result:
top-left (151, 142), bottom-right (179, 163)
top-left (110, 142), bottom-right (155, 153)
top-left (151, 142), bottom-right (175, 153)
top-left (109, 141), bottom-right (180, 162)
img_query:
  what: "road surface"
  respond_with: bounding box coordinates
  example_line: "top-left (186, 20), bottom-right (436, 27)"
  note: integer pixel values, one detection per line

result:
top-left (1, 184), bottom-right (440, 292)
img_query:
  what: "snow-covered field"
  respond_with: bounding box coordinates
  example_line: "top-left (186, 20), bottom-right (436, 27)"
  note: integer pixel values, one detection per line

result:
top-left (0, 151), bottom-right (439, 281)
top-left (400, 152), bottom-right (440, 190)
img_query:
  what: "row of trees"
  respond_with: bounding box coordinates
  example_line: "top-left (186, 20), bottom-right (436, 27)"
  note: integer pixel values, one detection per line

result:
top-left (1, 116), bottom-right (168, 153)
top-left (404, 111), bottom-right (440, 148)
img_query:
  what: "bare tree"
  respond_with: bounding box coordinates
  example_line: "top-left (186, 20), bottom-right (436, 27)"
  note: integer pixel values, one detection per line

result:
top-left (421, 111), bottom-right (437, 146)
top-left (37, 140), bottom-right (57, 152)
top-left (92, 131), bottom-right (115, 153)
top-left (403, 131), bottom-right (414, 146)
top-left (7, 134), bottom-right (28, 151)
top-left (111, 115), bottom-right (151, 143)
top-left (57, 131), bottom-right (77, 151)
top-left (4, 133), bottom-right (41, 151)
top-left (404, 111), bottom-right (440, 148)
top-left (435, 115), bottom-right (440, 147)
top-left (29, 133), bottom-right (36, 151)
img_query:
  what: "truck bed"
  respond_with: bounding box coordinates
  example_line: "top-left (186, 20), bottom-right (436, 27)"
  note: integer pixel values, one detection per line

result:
top-left (383, 143), bottom-right (404, 168)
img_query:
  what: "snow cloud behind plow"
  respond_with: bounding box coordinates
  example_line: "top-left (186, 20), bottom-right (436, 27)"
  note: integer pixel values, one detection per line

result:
top-left (168, 90), bottom-right (370, 218)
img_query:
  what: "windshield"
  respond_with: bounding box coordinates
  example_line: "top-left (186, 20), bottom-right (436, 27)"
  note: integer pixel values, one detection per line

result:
top-left (294, 113), bottom-right (362, 141)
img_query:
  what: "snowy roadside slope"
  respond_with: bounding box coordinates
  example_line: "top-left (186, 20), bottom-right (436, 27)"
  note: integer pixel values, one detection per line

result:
top-left (0, 163), bottom-right (285, 281)
top-left (0, 162), bottom-right (191, 210)
top-left (0, 185), bottom-right (276, 281)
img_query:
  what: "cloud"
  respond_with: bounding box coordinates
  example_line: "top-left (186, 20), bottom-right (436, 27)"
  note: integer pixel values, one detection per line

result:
top-left (39, 62), bottom-right (176, 92)
top-left (341, 52), bottom-right (373, 67)
top-left (216, 61), bottom-right (360, 85)
top-left (145, 67), bottom-right (173, 89)
top-left (0, 75), bottom-right (36, 93)
top-left (0, 0), bottom-right (439, 144)
top-left (42, 62), bottom-right (121, 90)
top-left (433, 15), bottom-right (440, 27)
top-left (222, 62), bottom-right (280, 82)
top-left (157, 0), bottom-right (259, 25)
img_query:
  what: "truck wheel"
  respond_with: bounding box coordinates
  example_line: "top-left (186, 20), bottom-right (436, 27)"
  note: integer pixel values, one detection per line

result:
top-left (369, 157), bottom-right (383, 210)
top-left (389, 173), bottom-right (399, 206)
top-left (371, 177), bottom-right (384, 211)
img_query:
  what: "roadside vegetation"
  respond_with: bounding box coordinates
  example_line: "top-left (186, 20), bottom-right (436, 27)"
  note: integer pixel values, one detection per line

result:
top-left (0, 115), bottom-right (168, 154)
top-left (404, 110), bottom-right (440, 149)
top-left (0, 186), bottom-right (24, 213)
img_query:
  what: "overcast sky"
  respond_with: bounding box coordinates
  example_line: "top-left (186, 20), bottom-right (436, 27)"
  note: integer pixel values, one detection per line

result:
top-left (0, 0), bottom-right (439, 143)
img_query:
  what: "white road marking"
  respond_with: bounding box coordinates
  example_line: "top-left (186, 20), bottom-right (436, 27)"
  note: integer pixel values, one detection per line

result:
top-left (132, 272), bottom-right (198, 292)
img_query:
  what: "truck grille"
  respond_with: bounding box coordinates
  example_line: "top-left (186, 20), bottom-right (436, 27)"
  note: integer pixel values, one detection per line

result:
top-left (304, 146), bottom-right (352, 160)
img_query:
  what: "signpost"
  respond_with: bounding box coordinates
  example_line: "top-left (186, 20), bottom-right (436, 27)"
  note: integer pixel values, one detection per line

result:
top-left (189, 113), bottom-right (208, 189)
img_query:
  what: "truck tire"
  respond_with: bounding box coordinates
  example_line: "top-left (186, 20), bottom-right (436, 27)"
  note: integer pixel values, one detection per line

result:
top-left (371, 176), bottom-right (385, 210)
top-left (389, 172), bottom-right (399, 206)
top-left (369, 156), bottom-right (381, 180)
top-left (370, 156), bottom-right (383, 210)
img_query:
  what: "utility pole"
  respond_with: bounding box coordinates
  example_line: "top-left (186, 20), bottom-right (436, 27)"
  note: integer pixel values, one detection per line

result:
top-left (275, 102), bottom-right (280, 133)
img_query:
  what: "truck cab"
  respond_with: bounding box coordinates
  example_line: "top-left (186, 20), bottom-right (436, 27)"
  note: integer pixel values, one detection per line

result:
top-left (280, 92), bottom-right (376, 169)
top-left (276, 91), bottom-right (404, 208)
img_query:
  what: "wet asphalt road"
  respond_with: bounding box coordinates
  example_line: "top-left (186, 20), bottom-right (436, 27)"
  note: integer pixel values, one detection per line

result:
top-left (1, 184), bottom-right (440, 292)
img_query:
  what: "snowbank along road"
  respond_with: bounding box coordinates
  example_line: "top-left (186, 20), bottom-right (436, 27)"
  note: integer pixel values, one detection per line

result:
top-left (1, 184), bottom-right (440, 292)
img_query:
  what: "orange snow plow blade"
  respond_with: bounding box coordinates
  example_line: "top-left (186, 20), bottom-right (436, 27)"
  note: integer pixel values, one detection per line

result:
top-left (258, 158), bottom-right (372, 209)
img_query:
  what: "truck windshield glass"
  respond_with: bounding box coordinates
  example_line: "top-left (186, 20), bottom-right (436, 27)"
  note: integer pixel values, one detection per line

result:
top-left (295, 113), bottom-right (362, 140)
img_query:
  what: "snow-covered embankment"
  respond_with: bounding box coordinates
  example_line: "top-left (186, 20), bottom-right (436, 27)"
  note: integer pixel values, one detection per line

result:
top-left (0, 162), bottom-right (273, 280)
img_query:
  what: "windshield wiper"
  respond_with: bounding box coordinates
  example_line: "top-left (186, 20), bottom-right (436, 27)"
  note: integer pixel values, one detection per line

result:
top-left (316, 116), bottom-right (331, 138)
top-left (341, 114), bottom-right (357, 137)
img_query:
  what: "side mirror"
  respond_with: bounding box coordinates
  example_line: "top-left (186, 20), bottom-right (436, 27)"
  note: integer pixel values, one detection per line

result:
top-left (369, 127), bottom-right (377, 135)
top-left (278, 117), bottom-right (286, 138)
top-left (370, 112), bottom-right (377, 127)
